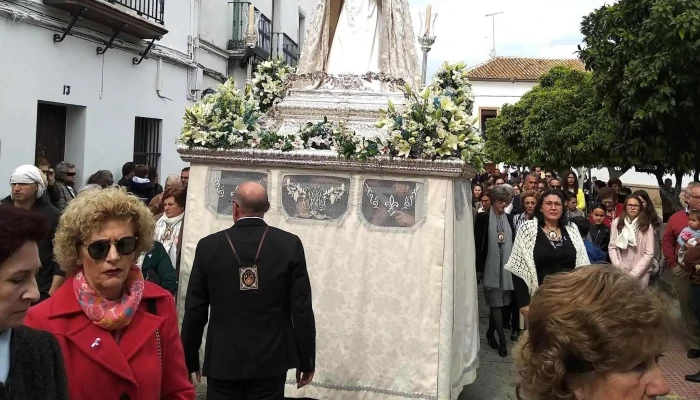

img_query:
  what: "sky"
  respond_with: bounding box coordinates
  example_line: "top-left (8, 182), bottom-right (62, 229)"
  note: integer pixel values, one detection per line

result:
top-left (407, 0), bottom-right (609, 77)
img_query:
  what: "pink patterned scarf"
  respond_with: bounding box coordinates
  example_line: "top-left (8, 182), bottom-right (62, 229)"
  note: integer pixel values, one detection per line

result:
top-left (73, 266), bottom-right (145, 330)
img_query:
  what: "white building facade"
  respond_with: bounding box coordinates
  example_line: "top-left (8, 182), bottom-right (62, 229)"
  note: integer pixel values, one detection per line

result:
top-left (0, 0), bottom-right (310, 198)
top-left (467, 57), bottom-right (694, 187)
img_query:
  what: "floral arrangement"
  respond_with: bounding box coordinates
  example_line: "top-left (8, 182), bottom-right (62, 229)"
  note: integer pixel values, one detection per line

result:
top-left (178, 61), bottom-right (484, 168)
top-left (179, 79), bottom-right (262, 149)
top-left (432, 61), bottom-right (475, 116)
top-left (376, 63), bottom-right (484, 168)
top-left (250, 59), bottom-right (293, 113)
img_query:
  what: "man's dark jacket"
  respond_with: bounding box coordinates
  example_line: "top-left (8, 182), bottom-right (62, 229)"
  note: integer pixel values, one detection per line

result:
top-left (1, 196), bottom-right (63, 296)
top-left (181, 218), bottom-right (316, 380)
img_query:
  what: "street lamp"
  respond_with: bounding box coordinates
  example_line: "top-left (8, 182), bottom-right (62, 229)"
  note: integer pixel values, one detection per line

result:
top-left (418, 5), bottom-right (437, 85)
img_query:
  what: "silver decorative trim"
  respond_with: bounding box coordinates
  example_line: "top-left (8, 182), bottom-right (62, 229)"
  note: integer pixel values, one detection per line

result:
top-left (284, 380), bottom-right (437, 400)
top-left (285, 72), bottom-right (407, 91)
top-left (283, 179), bottom-right (346, 220)
top-left (178, 147), bottom-right (477, 179)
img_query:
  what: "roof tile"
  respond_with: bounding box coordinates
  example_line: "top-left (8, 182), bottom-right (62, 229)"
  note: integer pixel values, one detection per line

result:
top-left (466, 57), bottom-right (585, 81)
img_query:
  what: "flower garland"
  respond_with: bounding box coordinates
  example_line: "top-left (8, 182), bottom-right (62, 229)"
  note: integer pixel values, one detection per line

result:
top-left (250, 59), bottom-right (293, 114)
top-left (179, 79), bottom-right (261, 149)
top-left (178, 62), bottom-right (484, 168)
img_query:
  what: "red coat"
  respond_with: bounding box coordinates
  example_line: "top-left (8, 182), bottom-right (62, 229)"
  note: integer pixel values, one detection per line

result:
top-left (25, 277), bottom-right (195, 400)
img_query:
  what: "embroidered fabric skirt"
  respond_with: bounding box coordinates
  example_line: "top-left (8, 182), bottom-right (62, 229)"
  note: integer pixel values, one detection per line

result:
top-left (484, 287), bottom-right (511, 308)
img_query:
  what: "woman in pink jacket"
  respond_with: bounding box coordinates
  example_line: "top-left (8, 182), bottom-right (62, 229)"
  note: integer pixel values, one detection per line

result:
top-left (609, 195), bottom-right (655, 287)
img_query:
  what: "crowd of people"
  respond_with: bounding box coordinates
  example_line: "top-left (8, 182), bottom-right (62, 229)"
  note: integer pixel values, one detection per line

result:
top-left (3, 154), bottom-right (700, 399)
top-left (473, 165), bottom-right (700, 397)
top-left (0, 157), bottom-right (315, 400)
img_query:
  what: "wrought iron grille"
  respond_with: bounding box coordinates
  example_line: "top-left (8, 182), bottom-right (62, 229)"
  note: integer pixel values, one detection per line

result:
top-left (228, 1), bottom-right (272, 59)
top-left (273, 32), bottom-right (299, 67)
top-left (133, 117), bottom-right (161, 170)
top-left (110, 0), bottom-right (165, 25)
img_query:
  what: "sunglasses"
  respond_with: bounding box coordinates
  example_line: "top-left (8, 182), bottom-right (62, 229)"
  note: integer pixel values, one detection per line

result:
top-left (83, 237), bottom-right (138, 260)
top-left (66, 172), bottom-right (77, 177)
top-left (551, 185), bottom-right (562, 189)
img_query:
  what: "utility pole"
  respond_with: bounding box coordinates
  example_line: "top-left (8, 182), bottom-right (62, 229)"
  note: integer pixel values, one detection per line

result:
top-left (485, 12), bottom-right (503, 58)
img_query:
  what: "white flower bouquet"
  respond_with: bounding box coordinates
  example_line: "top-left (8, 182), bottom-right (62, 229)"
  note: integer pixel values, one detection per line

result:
top-left (250, 59), bottom-right (294, 114)
top-left (179, 78), bottom-right (262, 149)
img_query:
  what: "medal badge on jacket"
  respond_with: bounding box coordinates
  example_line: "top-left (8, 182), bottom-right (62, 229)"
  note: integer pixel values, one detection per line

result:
top-left (240, 265), bottom-right (258, 290)
top-left (497, 231), bottom-right (505, 244)
top-left (225, 227), bottom-right (269, 292)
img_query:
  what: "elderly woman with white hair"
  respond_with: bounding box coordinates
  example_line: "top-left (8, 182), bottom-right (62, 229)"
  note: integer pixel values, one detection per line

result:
top-left (1, 164), bottom-right (64, 302)
top-left (149, 174), bottom-right (181, 217)
top-left (474, 183), bottom-right (516, 358)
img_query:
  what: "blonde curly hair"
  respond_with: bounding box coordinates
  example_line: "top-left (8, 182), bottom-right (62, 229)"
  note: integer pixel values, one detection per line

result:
top-left (514, 265), bottom-right (671, 400)
top-left (53, 187), bottom-right (155, 275)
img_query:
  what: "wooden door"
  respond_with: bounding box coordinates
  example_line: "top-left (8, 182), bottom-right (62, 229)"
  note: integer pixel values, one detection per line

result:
top-left (35, 103), bottom-right (67, 166)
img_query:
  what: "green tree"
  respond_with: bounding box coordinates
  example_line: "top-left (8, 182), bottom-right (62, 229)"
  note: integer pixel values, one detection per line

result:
top-left (578, 0), bottom-right (700, 179)
top-left (484, 65), bottom-right (624, 172)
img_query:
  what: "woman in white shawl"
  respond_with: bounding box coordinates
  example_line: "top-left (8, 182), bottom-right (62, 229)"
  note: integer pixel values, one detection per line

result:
top-left (154, 187), bottom-right (187, 275)
top-left (504, 189), bottom-right (590, 318)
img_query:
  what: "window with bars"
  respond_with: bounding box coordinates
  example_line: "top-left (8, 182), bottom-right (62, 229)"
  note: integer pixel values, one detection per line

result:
top-left (133, 117), bottom-right (162, 170)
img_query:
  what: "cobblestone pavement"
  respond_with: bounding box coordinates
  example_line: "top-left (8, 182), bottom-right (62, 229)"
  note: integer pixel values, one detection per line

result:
top-left (194, 285), bottom-right (700, 400)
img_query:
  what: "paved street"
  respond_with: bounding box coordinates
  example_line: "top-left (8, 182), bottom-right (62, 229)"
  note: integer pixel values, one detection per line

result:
top-left (196, 283), bottom-right (700, 400)
top-left (459, 284), bottom-right (700, 400)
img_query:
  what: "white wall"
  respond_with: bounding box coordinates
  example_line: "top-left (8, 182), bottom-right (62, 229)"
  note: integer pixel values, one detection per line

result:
top-left (159, 0), bottom-right (194, 54)
top-left (0, 22), bottom-right (191, 198)
top-left (200, 0), bottom-right (231, 50)
top-left (469, 80), bottom-right (536, 123)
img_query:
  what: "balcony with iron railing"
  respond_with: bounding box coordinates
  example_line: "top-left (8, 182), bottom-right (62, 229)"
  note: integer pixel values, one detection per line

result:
top-left (272, 32), bottom-right (299, 67)
top-left (228, 1), bottom-right (272, 61)
top-left (44, 0), bottom-right (167, 40)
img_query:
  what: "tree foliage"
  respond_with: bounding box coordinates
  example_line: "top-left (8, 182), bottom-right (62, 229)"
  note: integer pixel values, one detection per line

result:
top-left (484, 65), bottom-right (622, 171)
top-left (578, 0), bottom-right (700, 174)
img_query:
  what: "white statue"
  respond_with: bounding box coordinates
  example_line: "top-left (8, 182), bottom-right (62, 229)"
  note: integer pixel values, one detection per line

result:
top-left (297, 0), bottom-right (420, 86)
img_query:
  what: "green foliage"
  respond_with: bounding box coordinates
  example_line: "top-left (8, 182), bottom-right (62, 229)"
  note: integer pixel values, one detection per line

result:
top-left (484, 65), bottom-right (621, 170)
top-left (579, 0), bottom-right (700, 173)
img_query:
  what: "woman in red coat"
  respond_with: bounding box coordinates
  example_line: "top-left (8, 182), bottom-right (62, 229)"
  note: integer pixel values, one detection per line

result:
top-left (25, 188), bottom-right (195, 400)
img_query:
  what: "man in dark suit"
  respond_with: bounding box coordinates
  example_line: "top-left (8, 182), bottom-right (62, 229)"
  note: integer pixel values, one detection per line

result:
top-left (181, 181), bottom-right (316, 400)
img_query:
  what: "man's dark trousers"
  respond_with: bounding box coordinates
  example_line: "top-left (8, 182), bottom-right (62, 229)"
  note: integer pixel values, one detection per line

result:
top-left (207, 375), bottom-right (286, 400)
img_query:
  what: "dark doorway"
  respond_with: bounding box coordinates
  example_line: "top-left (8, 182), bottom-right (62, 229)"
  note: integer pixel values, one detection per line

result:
top-left (35, 103), bottom-right (67, 166)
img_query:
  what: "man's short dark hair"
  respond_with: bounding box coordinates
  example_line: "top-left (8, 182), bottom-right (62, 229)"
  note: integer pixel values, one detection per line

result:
top-left (122, 162), bottom-right (136, 177)
top-left (566, 191), bottom-right (577, 201)
top-left (134, 164), bottom-right (149, 179)
top-left (181, 167), bottom-right (190, 173)
top-left (570, 216), bottom-right (590, 237)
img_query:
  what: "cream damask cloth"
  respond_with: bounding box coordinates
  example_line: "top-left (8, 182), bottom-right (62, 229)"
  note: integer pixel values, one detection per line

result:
top-left (177, 165), bottom-right (478, 400)
top-left (297, 0), bottom-right (421, 87)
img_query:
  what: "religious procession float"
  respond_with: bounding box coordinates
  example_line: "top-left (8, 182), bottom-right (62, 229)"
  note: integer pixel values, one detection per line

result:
top-left (176, 1), bottom-right (484, 399)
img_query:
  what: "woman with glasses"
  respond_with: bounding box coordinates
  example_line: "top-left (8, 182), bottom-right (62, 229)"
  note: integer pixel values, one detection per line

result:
top-left (505, 190), bottom-right (590, 318)
top-left (475, 185), bottom-right (516, 357)
top-left (596, 187), bottom-right (624, 227)
top-left (609, 195), bottom-right (655, 287)
top-left (24, 188), bottom-right (195, 400)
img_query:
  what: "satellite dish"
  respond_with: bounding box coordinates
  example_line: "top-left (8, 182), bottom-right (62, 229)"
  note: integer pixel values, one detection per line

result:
top-left (489, 48), bottom-right (497, 58)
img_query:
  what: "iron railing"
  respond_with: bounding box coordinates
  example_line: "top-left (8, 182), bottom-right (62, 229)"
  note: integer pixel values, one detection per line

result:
top-left (133, 117), bottom-right (162, 170)
top-left (110, 0), bottom-right (165, 25)
top-left (228, 1), bottom-right (272, 59)
top-left (272, 32), bottom-right (299, 67)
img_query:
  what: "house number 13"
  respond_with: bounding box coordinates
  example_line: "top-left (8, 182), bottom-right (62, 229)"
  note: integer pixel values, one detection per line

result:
top-left (63, 85), bottom-right (71, 95)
